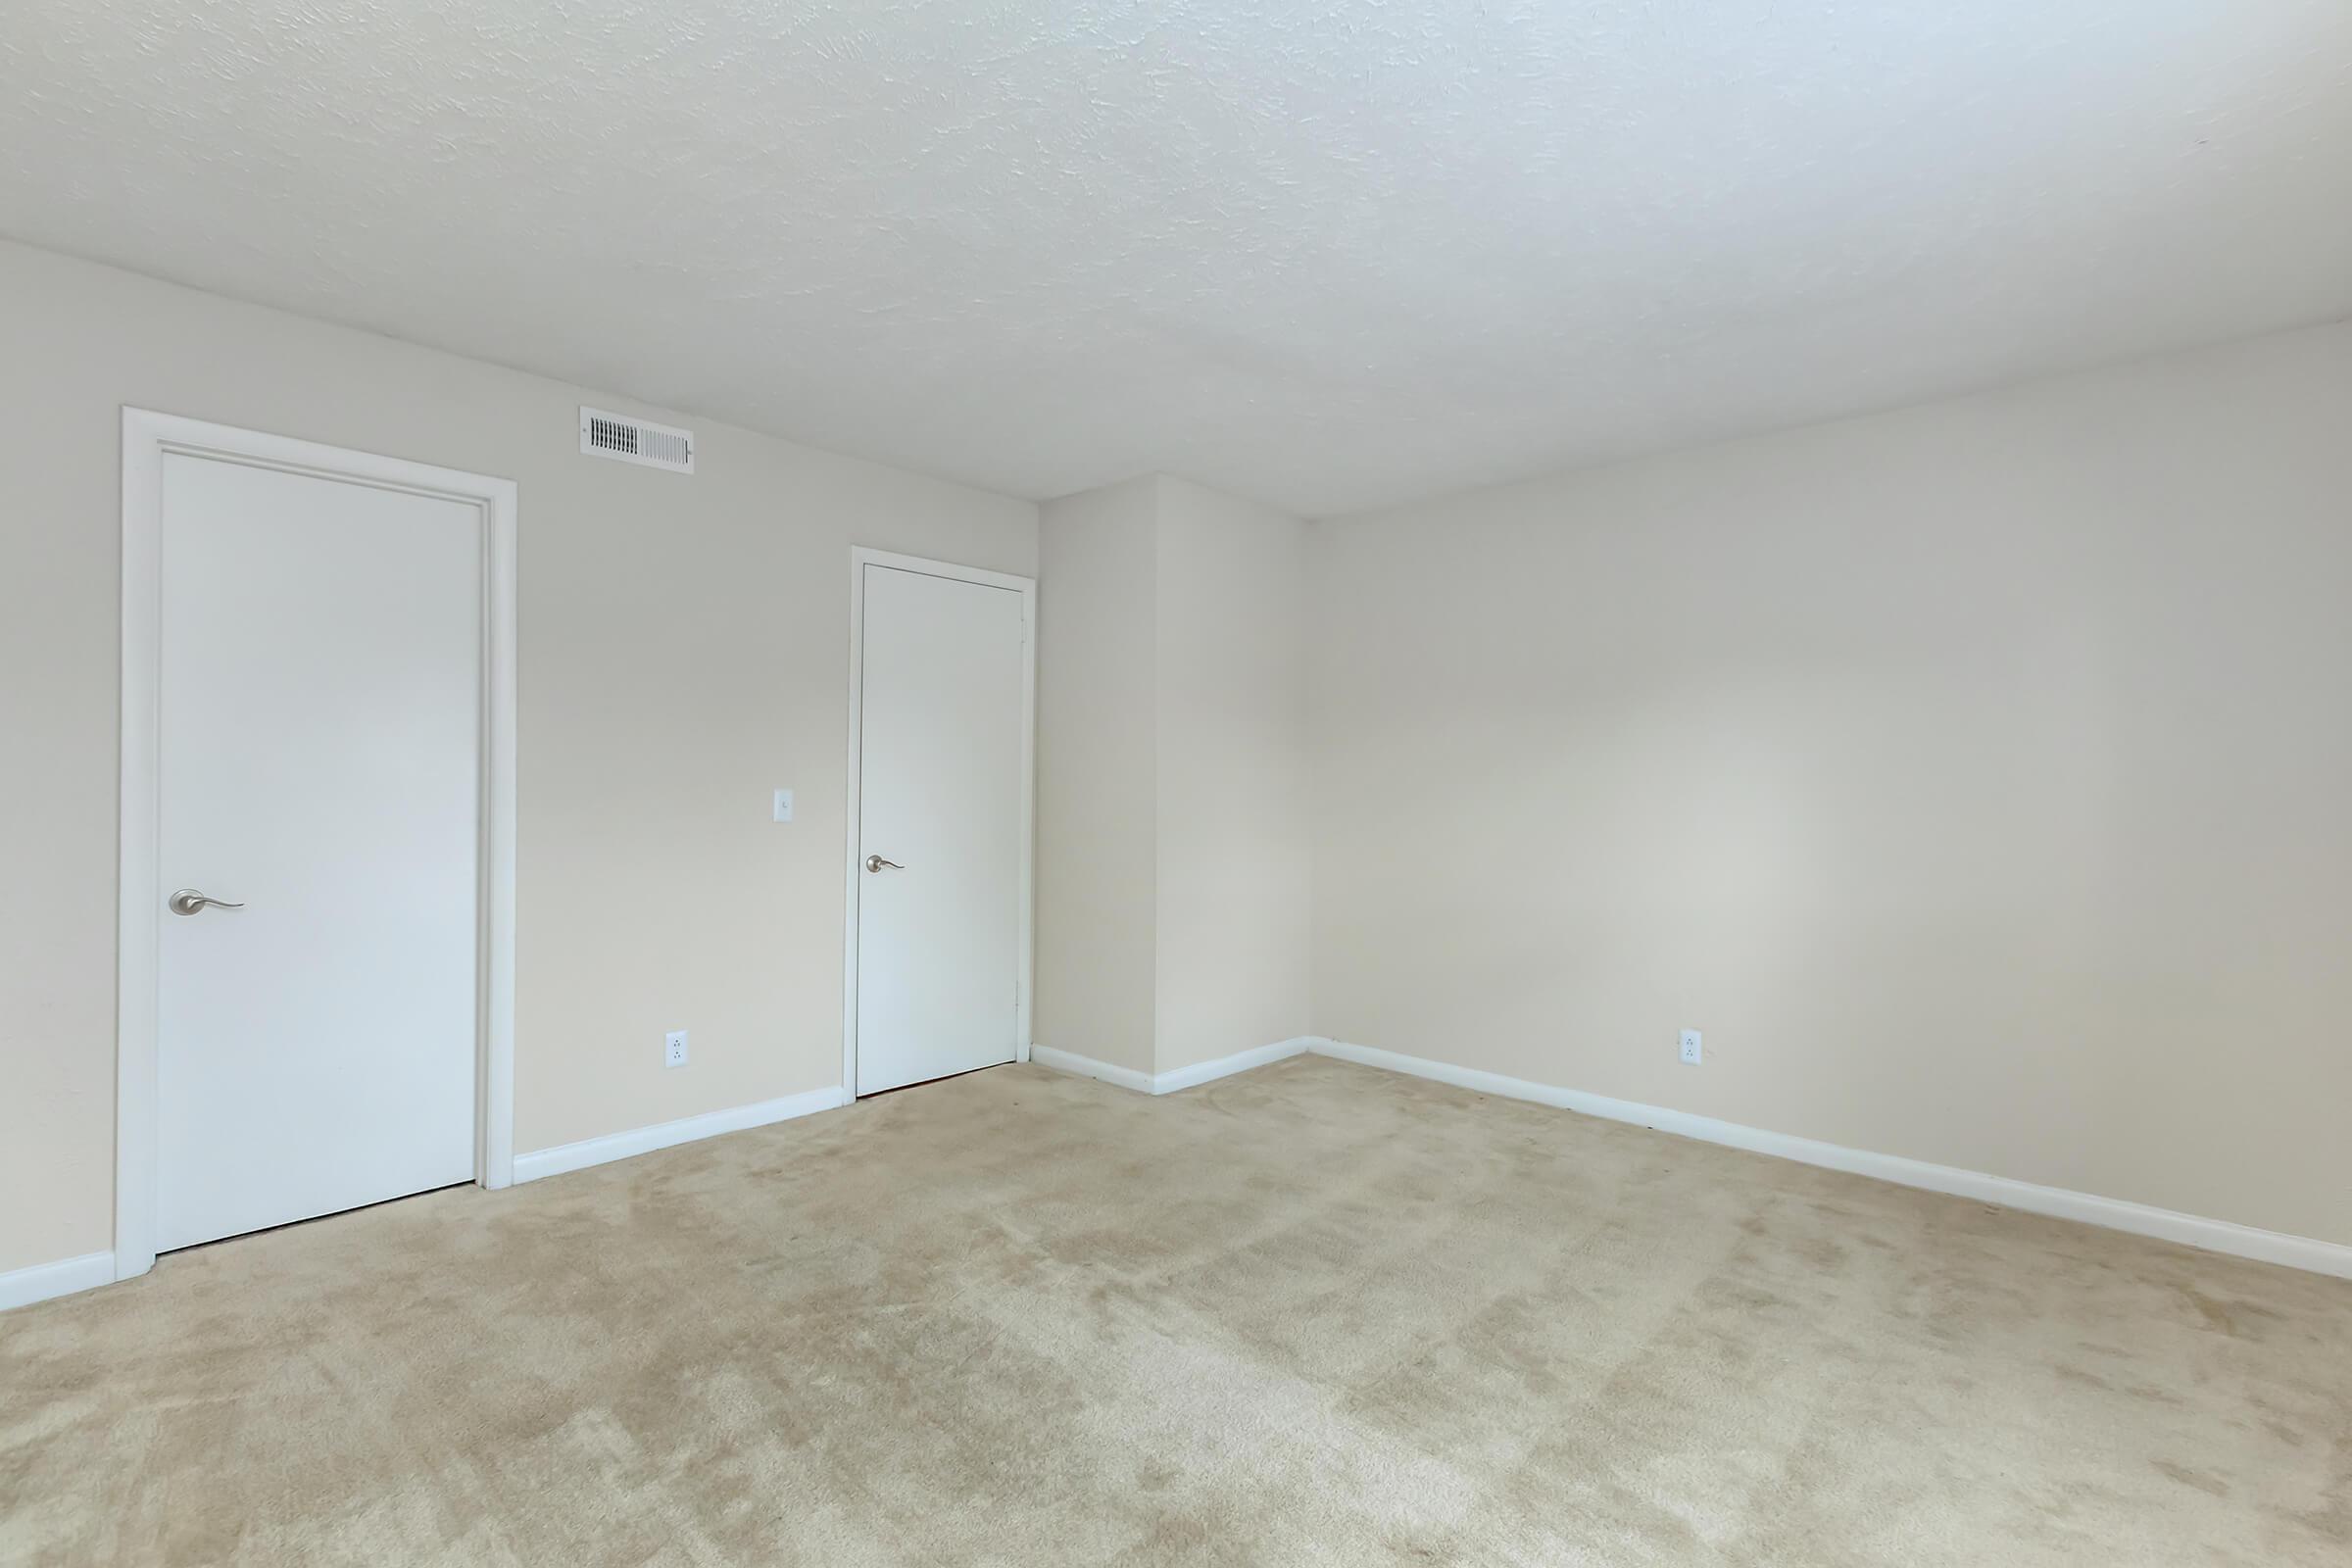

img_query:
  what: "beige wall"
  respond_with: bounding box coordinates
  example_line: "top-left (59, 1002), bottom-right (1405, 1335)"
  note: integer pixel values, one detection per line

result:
top-left (8, 234), bottom-right (2341, 1277)
top-left (1153, 478), bottom-right (1311, 1073)
top-left (1034, 477), bottom-right (1161, 1075)
top-left (0, 241), bottom-right (1036, 1275)
top-left (1034, 476), bottom-right (1311, 1077)
top-left (1308, 320), bottom-right (2352, 1246)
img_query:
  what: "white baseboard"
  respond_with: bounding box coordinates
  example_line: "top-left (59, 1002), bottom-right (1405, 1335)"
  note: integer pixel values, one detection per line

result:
top-left (1308, 1039), bottom-right (2352, 1280)
top-left (513, 1085), bottom-right (851, 1184)
top-left (0, 1250), bottom-right (116, 1312)
top-left (7, 1089), bottom-right (856, 1311)
top-left (1031, 1045), bottom-right (1156, 1095)
top-left (16, 1040), bottom-right (2335, 1316)
top-left (1032, 1037), bottom-right (1315, 1096)
top-left (1154, 1037), bottom-right (1316, 1093)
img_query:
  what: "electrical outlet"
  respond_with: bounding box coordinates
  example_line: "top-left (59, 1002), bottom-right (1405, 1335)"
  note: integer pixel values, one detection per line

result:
top-left (1679, 1028), bottom-right (1702, 1066)
top-left (664, 1029), bottom-right (689, 1068)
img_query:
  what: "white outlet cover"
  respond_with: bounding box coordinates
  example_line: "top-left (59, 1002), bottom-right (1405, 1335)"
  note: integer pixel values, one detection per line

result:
top-left (772, 788), bottom-right (794, 822)
top-left (1679, 1028), bottom-right (1702, 1065)
top-left (664, 1029), bottom-right (689, 1067)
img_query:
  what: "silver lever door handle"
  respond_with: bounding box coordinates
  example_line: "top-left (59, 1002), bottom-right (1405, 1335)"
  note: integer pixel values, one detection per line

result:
top-left (864, 855), bottom-right (904, 873)
top-left (169, 888), bottom-right (245, 916)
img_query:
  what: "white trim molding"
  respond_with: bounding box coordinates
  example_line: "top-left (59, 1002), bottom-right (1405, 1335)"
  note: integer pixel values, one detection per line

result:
top-left (1308, 1039), bottom-right (2352, 1281)
top-left (1155, 1038), bottom-right (1317, 1094)
top-left (842, 547), bottom-right (1037, 1101)
top-left (116, 409), bottom-right (520, 1284)
top-left (513, 1086), bottom-right (851, 1184)
top-left (1032, 1038), bottom-right (1314, 1097)
top-left (0, 1252), bottom-right (118, 1313)
top-left (1031, 1046), bottom-right (1156, 1095)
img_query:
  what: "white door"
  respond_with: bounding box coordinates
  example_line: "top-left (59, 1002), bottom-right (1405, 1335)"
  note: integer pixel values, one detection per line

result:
top-left (854, 562), bottom-right (1028, 1095)
top-left (154, 451), bottom-right (482, 1251)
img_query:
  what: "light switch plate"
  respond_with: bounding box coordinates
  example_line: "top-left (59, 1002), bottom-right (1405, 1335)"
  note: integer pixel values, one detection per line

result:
top-left (772, 788), bottom-right (794, 823)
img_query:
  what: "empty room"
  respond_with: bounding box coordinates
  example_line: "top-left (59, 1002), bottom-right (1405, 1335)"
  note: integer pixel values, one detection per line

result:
top-left (3, 2), bottom-right (2348, 1563)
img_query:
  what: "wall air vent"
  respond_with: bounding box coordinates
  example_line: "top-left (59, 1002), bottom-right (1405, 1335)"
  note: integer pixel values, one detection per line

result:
top-left (579, 407), bottom-right (695, 473)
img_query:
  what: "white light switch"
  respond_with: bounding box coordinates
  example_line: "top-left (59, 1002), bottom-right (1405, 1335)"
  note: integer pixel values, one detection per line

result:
top-left (772, 788), bottom-right (794, 823)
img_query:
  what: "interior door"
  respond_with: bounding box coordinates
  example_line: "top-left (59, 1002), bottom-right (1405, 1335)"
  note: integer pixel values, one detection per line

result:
top-left (154, 451), bottom-right (482, 1252)
top-left (854, 563), bottom-right (1027, 1095)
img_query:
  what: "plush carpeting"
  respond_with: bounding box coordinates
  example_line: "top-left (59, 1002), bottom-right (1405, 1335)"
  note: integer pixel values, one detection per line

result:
top-left (3, 1055), bottom-right (2347, 1565)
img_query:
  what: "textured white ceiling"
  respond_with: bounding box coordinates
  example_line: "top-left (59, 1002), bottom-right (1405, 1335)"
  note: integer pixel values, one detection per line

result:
top-left (4, 2), bottom-right (2348, 515)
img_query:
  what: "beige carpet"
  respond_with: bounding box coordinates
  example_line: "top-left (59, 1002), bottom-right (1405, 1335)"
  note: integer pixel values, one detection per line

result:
top-left (3, 1056), bottom-right (2346, 1566)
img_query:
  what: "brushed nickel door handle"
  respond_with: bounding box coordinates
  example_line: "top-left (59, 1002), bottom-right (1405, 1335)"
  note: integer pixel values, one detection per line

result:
top-left (169, 888), bottom-right (245, 916)
top-left (864, 855), bottom-right (904, 873)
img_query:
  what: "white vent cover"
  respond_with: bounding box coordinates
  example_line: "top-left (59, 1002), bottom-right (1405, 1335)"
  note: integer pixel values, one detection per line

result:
top-left (579, 407), bottom-right (694, 473)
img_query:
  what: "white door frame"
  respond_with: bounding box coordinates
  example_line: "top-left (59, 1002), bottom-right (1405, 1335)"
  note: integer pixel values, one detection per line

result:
top-left (116, 408), bottom-right (519, 1281)
top-left (842, 547), bottom-right (1036, 1097)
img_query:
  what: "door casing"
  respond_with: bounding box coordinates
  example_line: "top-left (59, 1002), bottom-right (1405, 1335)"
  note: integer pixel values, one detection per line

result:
top-left (842, 547), bottom-right (1036, 1098)
top-left (116, 408), bottom-right (518, 1281)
